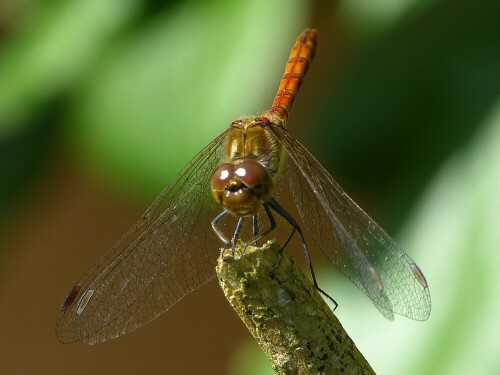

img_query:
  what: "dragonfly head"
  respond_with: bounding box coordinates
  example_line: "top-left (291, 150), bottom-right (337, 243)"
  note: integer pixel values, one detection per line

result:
top-left (211, 160), bottom-right (273, 216)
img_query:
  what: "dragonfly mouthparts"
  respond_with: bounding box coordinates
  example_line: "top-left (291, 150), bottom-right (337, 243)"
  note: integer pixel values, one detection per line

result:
top-left (226, 180), bottom-right (246, 192)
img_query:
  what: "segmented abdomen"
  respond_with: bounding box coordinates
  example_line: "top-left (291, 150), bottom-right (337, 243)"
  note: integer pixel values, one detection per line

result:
top-left (270, 28), bottom-right (317, 124)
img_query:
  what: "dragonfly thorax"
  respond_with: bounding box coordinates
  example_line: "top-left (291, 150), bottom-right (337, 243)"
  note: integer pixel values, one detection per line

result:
top-left (210, 159), bottom-right (274, 216)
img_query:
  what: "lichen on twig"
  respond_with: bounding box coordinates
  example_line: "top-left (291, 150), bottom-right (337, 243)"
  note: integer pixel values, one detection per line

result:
top-left (216, 240), bottom-right (375, 375)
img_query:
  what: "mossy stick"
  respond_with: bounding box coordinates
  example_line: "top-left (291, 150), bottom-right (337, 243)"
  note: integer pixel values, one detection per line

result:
top-left (216, 240), bottom-right (375, 375)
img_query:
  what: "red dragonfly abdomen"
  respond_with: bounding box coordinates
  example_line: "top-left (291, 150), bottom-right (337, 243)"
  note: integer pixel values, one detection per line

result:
top-left (270, 28), bottom-right (317, 124)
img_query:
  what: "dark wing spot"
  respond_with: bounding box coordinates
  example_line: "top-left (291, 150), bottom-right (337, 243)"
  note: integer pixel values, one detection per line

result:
top-left (60, 285), bottom-right (81, 311)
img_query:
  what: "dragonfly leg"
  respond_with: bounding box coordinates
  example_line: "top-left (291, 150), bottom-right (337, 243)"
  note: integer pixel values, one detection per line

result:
top-left (213, 213), bottom-right (248, 260)
top-left (230, 217), bottom-right (245, 258)
top-left (252, 215), bottom-right (259, 237)
top-left (268, 198), bottom-right (338, 311)
top-left (212, 211), bottom-right (232, 258)
top-left (238, 204), bottom-right (278, 261)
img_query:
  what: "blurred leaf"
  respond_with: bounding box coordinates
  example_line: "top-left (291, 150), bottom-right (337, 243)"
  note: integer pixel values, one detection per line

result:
top-left (337, 0), bottom-right (436, 36)
top-left (365, 94), bottom-right (500, 375)
top-left (69, 0), bottom-right (311, 199)
top-left (0, 0), bottom-right (139, 136)
top-left (393, 97), bottom-right (500, 375)
top-left (330, 95), bottom-right (500, 375)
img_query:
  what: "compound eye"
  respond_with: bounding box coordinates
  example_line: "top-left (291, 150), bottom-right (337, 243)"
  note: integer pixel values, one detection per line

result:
top-left (234, 160), bottom-right (268, 188)
top-left (211, 163), bottom-right (235, 191)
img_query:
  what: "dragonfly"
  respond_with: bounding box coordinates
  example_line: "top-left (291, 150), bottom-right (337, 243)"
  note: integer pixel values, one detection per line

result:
top-left (56, 28), bottom-right (431, 345)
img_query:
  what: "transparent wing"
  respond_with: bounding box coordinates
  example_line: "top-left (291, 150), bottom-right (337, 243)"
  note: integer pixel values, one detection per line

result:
top-left (56, 130), bottom-right (229, 344)
top-left (269, 125), bottom-right (431, 320)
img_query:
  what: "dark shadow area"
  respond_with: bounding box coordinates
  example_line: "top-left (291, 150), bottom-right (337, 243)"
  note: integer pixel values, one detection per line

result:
top-left (305, 0), bottom-right (500, 231)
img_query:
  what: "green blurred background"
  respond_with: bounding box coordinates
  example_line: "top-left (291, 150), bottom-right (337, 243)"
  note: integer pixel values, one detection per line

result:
top-left (1, 0), bottom-right (499, 374)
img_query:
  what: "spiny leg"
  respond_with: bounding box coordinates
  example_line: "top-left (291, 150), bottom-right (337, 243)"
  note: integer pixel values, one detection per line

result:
top-left (268, 198), bottom-right (338, 310)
